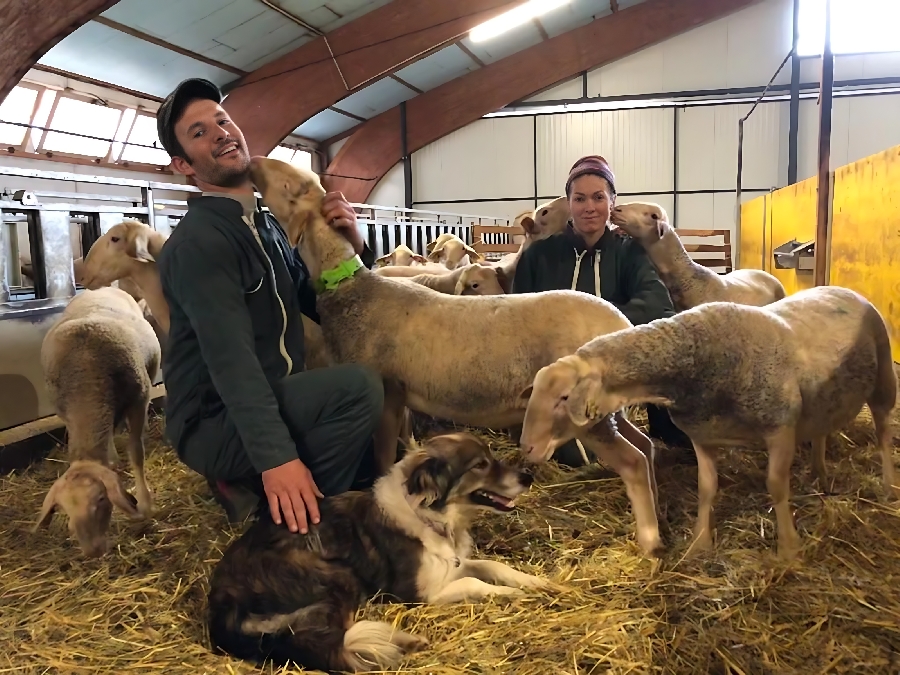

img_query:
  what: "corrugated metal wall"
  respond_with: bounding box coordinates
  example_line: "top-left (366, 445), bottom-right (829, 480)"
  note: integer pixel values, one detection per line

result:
top-left (412, 117), bottom-right (534, 203)
top-left (359, 0), bottom-right (900, 254)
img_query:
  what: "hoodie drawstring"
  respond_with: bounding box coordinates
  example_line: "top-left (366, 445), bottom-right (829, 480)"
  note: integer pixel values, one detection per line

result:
top-left (570, 249), bottom-right (602, 297)
top-left (570, 248), bottom-right (600, 467)
top-left (571, 250), bottom-right (586, 291)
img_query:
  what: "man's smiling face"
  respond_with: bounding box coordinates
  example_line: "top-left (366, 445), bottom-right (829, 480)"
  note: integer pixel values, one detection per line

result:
top-left (171, 98), bottom-right (251, 189)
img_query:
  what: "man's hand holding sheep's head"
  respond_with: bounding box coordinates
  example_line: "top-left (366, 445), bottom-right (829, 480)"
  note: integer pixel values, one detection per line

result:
top-left (322, 190), bottom-right (364, 255)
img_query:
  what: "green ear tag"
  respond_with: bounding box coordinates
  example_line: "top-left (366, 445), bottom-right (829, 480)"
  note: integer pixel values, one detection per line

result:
top-left (315, 255), bottom-right (365, 293)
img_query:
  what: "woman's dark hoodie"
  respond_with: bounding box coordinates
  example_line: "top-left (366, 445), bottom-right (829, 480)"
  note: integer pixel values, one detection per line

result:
top-left (512, 222), bottom-right (675, 326)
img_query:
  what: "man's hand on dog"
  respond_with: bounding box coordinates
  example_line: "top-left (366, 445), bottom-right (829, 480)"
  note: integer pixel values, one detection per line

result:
top-left (262, 458), bottom-right (323, 533)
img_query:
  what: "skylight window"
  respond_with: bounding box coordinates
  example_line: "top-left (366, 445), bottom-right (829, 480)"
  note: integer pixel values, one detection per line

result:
top-left (28, 89), bottom-right (57, 150)
top-left (42, 97), bottom-right (122, 157)
top-left (268, 146), bottom-right (312, 171)
top-left (119, 114), bottom-right (171, 166)
top-left (0, 86), bottom-right (38, 146)
top-left (798, 0), bottom-right (900, 56)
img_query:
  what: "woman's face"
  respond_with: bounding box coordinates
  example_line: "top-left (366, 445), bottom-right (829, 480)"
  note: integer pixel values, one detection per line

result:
top-left (568, 174), bottom-right (615, 238)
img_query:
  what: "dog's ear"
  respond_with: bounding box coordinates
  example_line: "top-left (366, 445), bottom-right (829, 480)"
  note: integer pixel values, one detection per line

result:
top-left (406, 456), bottom-right (456, 509)
top-left (564, 374), bottom-right (604, 427)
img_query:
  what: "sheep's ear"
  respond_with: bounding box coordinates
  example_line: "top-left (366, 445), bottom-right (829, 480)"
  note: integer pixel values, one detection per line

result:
top-left (427, 242), bottom-right (446, 262)
top-left (657, 220), bottom-right (666, 240)
top-left (564, 375), bottom-right (604, 427)
top-left (129, 231), bottom-right (156, 263)
top-left (426, 240), bottom-right (438, 254)
top-left (86, 464), bottom-right (141, 519)
top-left (453, 278), bottom-right (466, 295)
top-left (464, 244), bottom-right (484, 261)
top-left (520, 215), bottom-right (537, 236)
top-left (33, 481), bottom-right (61, 531)
top-left (516, 384), bottom-right (534, 407)
top-left (285, 211), bottom-right (311, 249)
top-left (374, 253), bottom-right (392, 268)
top-left (495, 266), bottom-right (512, 294)
top-left (412, 254), bottom-right (428, 264)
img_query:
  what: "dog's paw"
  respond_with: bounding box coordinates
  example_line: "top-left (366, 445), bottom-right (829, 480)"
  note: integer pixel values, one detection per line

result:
top-left (394, 630), bottom-right (429, 654)
top-left (492, 585), bottom-right (527, 599)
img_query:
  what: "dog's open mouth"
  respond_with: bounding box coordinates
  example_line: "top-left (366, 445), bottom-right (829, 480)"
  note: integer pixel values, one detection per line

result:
top-left (470, 489), bottom-right (517, 512)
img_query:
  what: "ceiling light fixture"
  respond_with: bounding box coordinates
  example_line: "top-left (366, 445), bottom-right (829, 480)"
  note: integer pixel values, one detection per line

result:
top-left (469, 0), bottom-right (572, 43)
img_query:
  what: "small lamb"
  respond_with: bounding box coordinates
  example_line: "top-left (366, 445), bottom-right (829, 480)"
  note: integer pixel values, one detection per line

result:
top-left (611, 202), bottom-right (786, 310)
top-left (520, 285), bottom-right (898, 560)
top-left (35, 286), bottom-right (161, 556)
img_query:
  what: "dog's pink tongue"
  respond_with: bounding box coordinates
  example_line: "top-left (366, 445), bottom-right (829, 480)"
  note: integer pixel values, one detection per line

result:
top-left (490, 493), bottom-right (514, 507)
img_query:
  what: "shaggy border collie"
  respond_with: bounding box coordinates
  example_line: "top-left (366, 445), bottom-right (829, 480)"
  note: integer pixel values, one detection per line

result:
top-left (207, 432), bottom-right (554, 673)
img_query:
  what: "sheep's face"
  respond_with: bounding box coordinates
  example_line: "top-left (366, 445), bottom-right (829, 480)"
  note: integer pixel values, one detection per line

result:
top-left (375, 244), bottom-right (427, 267)
top-left (532, 197), bottom-right (570, 239)
top-left (455, 265), bottom-right (505, 296)
top-left (427, 236), bottom-right (483, 270)
top-left (610, 203), bottom-right (668, 243)
top-left (250, 156), bottom-right (326, 247)
top-left (81, 221), bottom-right (159, 290)
top-left (518, 356), bottom-right (610, 463)
top-left (33, 461), bottom-right (141, 558)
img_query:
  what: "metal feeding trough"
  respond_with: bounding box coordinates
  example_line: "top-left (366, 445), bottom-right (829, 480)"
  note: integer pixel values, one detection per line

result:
top-left (773, 239), bottom-right (815, 271)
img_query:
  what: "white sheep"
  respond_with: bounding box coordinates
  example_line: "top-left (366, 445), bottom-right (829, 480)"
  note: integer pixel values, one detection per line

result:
top-left (520, 285), bottom-right (898, 560)
top-left (248, 157), bottom-right (663, 557)
top-left (469, 208), bottom-right (571, 294)
top-left (426, 233), bottom-right (483, 269)
top-left (80, 220), bottom-right (334, 372)
top-left (35, 286), bottom-right (160, 557)
top-left (398, 264), bottom-right (506, 296)
top-left (531, 196), bottom-right (570, 237)
top-left (373, 261), bottom-right (455, 278)
top-left (611, 202), bottom-right (786, 310)
top-left (374, 244), bottom-right (428, 268)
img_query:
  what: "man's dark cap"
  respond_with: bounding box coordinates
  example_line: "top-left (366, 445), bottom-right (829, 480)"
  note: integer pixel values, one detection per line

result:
top-left (156, 78), bottom-right (222, 158)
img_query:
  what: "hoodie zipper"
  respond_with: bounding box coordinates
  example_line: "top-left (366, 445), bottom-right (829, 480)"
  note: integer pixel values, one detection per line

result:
top-left (244, 214), bottom-right (293, 376)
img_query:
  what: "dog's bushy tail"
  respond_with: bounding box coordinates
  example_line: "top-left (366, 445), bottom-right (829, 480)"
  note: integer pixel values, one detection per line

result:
top-left (209, 599), bottom-right (424, 672)
top-left (342, 620), bottom-right (425, 672)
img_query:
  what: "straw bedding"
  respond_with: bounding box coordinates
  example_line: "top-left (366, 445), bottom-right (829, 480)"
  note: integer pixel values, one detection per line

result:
top-left (1, 407), bottom-right (899, 675)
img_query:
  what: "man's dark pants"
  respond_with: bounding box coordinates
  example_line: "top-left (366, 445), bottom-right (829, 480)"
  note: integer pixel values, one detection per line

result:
top-left (179, 364), bottom-right (384, 521)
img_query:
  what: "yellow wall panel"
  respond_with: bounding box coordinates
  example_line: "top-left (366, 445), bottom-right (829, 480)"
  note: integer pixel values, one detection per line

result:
top-left (830, 145), bottom-right (900, 362)
top-left (768, 176), bottom-right (818, 295)
top-left (739, 194), bottom-right (767, 271)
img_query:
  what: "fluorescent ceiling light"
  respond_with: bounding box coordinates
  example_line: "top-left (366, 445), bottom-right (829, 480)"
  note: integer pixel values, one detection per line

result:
top-left (469, 0), bottom-right (571, 43)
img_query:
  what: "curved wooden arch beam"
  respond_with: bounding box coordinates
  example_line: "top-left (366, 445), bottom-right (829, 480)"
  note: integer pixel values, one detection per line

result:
top-left (1, 0), bottom-right (121, 103)
top-left (223, 0), bottom-right (523, 156)
top-left (327, 0), bottom-right (763, 202)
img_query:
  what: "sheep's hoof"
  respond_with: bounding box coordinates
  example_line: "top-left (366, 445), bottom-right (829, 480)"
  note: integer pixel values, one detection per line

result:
top-left (637, 531), bottom-right (664, 559)
top-left (776, 537), bottom-right (801, 562)
top-left (686, 533), bottom-right (713, 558)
